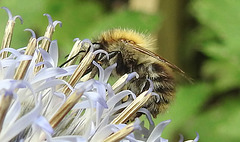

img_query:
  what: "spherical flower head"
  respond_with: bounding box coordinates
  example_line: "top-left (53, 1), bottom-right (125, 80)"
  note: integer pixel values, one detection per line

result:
top-left (0, 7), bottom-right (199, 142)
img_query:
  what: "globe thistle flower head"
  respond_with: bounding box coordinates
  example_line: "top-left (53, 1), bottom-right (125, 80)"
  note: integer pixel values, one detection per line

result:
top-left (0, 7), bottom-right (199, 142)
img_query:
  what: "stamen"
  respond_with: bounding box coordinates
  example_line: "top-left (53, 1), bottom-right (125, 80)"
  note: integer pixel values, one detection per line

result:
top-left (14, 29), bottom-right (37, 80)
top-left (0, 7), bottom-right (23, 59)
top-left (49, 90), bottom-right (85, 129)
top-left (111, 90), bottom-right (152, 124)
top-left (62, 50), bottom-right (95, 96)
top-left (103, 123), bottom-right (135, 142)
top-left (35, 14), bottom-right (61, 73)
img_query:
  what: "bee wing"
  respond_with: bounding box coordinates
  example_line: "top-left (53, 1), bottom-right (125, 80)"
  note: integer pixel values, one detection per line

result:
top-left (132, 45), bottom-right (189, 78)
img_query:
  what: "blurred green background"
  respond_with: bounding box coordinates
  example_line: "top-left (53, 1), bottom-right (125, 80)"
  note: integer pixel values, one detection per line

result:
top-left (1, 0), bottom-right (240, 141)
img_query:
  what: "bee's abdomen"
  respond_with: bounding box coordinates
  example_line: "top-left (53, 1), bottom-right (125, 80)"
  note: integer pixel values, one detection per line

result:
top-left (128, 62), bottom-right (175, 118)
top-left (145, 63), bottom-right (175, 117)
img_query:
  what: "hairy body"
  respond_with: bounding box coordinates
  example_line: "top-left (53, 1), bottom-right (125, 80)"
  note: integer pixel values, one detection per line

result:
top-left (94, 29), bottom-right (181, 118)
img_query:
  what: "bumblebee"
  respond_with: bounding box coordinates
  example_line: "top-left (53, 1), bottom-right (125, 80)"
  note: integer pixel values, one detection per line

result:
top-left (92, 29), bottom-right (186, 118)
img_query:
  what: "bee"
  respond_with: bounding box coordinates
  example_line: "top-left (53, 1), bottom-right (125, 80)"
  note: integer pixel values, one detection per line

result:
top-left (92, 29), bottom-right (187, 118)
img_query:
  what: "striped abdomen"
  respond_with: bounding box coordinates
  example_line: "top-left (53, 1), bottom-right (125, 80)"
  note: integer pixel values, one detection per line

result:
top-left (128, 62), bottom-right (175, 118)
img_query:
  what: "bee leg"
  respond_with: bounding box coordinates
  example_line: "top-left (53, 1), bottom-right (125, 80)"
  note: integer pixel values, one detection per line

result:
top-left (89, 66), bottom-right (98, 79)
top-left (108, 51), bottom-right (120, 59)
top-left (85, 51), bottom-right (120, 79)
top-left (97, 51), bottom-right (120, 62)
top-left (121, 85), bottom-right (129, 102)
top-left (59, 50), bottom-right (85, 68)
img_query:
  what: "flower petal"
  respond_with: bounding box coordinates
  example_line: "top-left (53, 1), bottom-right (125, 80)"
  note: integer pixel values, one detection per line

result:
top-left (34, 116), bottom-right (54, 134)
top-left (49, 40), bottom-right (59, 67)
top-left (103, 63), bottom-right (117, 83)
top-left (92, 61), bottom-right (104, 82)
top-left (2, 95), bottom-right (21, 130)
top-left (0, 97), bottom-right (42, 141)
top-left (138, 108), bottom-right (154, 125)
top-left (193, 132), bottom-right (199, 142)
top-left (73, 100), bottom-right (91, 109)
top-left (32, 68), bottom-right (67, 84)
top-left (34, 79), bottom-right (71, 93)
top-left (0, 61), bottom-right (3, 79)
top-left (147, 120), bottom-right (171, 142)
top-left (178, 134), bottom-right (184, 142)
top-left (39, 48), bottom-right (54, 67)
top-left (83, 92), bottom-right (107, 108)
top-left (107, 90), bottom-right (136, 108)
top-left (0, 48), bottom-right (21, 57)
top-left (52, 136), bottom-right (87, 142)
top-left (90, 124), bottom-right (121, 142)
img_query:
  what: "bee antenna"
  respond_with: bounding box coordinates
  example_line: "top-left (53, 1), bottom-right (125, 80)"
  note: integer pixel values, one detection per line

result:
top-left (59, 50), bottom-right (85, 68)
